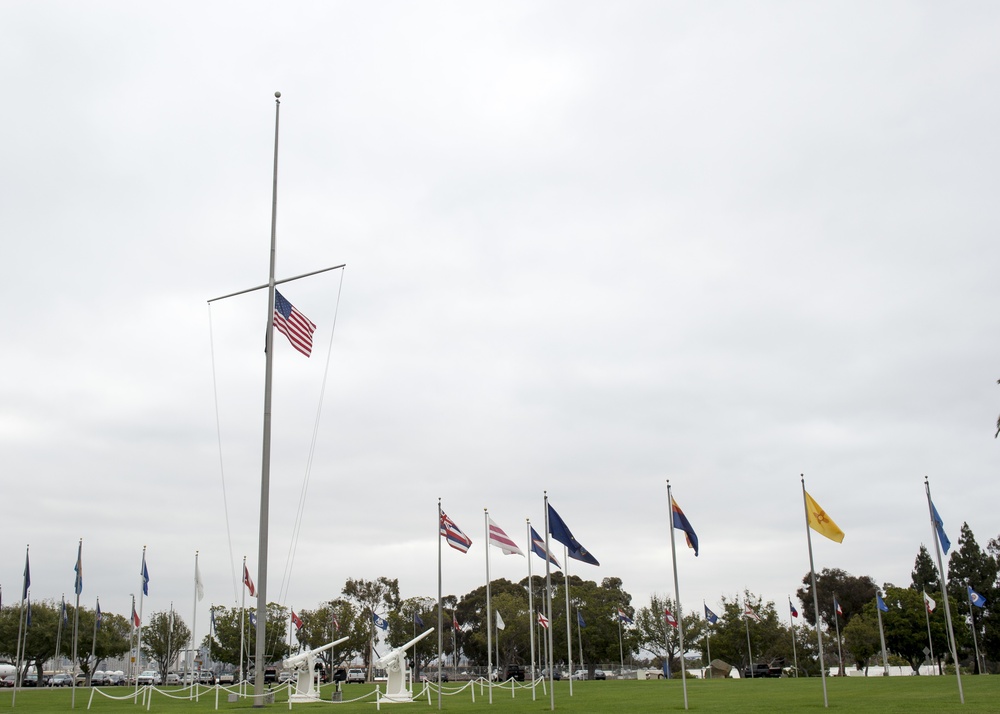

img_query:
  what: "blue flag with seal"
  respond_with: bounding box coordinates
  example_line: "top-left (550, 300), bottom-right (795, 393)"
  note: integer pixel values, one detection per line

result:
top-left (414, 612), bottom-right (424, 628)
top-left (969, 586), bottom-right (987, 608)
top-left (373, 611), bottom-right (389, 630)
top-left (704, 605), bottom-right (718, 624)
top-left (877, 593), bottom-right (889, 612)
top-left (547, 503), bottom-right (600, 566)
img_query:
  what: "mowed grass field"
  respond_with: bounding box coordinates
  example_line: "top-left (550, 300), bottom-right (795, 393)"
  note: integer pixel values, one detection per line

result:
top-left (1, 676), bottom-right (995, 714)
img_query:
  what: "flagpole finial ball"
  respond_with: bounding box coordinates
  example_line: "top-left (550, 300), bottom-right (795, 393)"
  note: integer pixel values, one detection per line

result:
top-left (275, 91), bottom-right (281, 98)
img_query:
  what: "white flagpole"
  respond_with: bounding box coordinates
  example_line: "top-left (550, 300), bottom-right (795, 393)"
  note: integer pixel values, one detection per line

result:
top-left (801, 476), bottom-right (829, 707)
top-left (564, 545), bottom-right (573, 697)
top-left (832, 595), bottom-right (843, 676)
top-left (167, 603), bottom-right (175, 678)
top-left (13, 546), bottom-right (28, 706)
top-left (54, 596), bottom-right (66, 680)
top-left (239, 556), bottom-right (247, 691)
top-left (191, 551), bottom-right (201, 699)
top-left (925, 477), bottom-right (963, 703)
top-left (135, 546), bottom-right (147, 699)
top-left (576, 608), bottom-right (583, 671)
top-left (617, 613), bottom-right (624, 674)
top-left (436, 499), bottom-right (443, 711)
top-left (788, 598), bottom-right (798, 678)
top-left (744, 598), bottom-right (753, 678)
top-left (703, 602), bottom-right (712, 679)
top-left (666, 481), bottom-right (688, 709)
top-left (922, 592), bottom-right (936, 674)
top-left (90, 598), bottom-right (100, 678)
top-left (484, 509), bottom-right (493, 703)
top-left (526, 519), bottom-right (536, 701)
top-left (876, 593), bottom-right (889, 676)
top-left (72, 539), bottom-right (82, 707)
top-left (967, 590), bottom-right (983, 674)
top-left (543, 491), bottom-right (554, 712)
top-left (252, 91), bottom-right (282, 707)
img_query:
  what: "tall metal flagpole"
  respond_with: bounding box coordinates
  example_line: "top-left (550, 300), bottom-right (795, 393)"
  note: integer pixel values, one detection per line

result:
top-left (90, 598), bottom-right (100, 679)
top-left (543, 492), bottom-right (554, 712)
top-left (666, 481), bottom-right (688, 710)
top-left (789, 598), bottom-right (798, 678)
top-left (135, 546), bottom-right (147, 700)
top-left (875, 593), bottom-right (889, 675)
top-left (801, 476), bottom-right (829, 708)
top-left (966, 588), bottom-right (983, 674)
top-left (526, 519), bottom-right (536, 701)
top-left (13, 546), bottom-right (28, 707)
top-left (253, 90), bottom-right (282, 707)
top-left (832, 595), bottom-right (843, 676)
top-left (703, 602), bottom-right (712, 679)
top-left (437, 499), bottom-right (443, 711)
top-left (564, 546), bottom-right (573, 697)
top-left (484, 510), bottom-right (493, 703)
top-left (192, 551), bottom-right (201, 700)
top-left (925, 477), bottom-right (963, 703)
top-left (923, 591), bottom-right (936, 674)
top-left (72, 538), bottom-right (82, 708)
top-left (239, 556), bottom-right (247, 691)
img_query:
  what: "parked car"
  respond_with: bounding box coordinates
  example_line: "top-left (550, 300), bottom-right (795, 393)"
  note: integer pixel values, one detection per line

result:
top-left (199, 671), bottom-right (216, 685)
top-left (593, 669), bottom-right (607, 680)
top-left (278, 671), bottom-right (292, 683)
top-left (218, 673), bottom-right (235, 685)
top-left (109, 672), bottom-right (127, 686)
top-left (505, 665), bottom-right (525, 682)
top-left (742, 662), bottom-right (782, 678)
top-left (571, 670), bottom-right (588, 680)
top-left (165, 672), bottom-right (180, 685)
top-left (48, 674), bottom-right (74, 687)
top-left (346, 668), bottom-right (365, 684)
top-left (541, 669), bottom-right (561, 681)
top-left (137, 670), bottom-right (160, 686)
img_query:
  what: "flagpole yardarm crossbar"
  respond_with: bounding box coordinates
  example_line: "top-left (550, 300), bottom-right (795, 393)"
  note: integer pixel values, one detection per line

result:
top-left (207, 264), bottom-right (346, 304)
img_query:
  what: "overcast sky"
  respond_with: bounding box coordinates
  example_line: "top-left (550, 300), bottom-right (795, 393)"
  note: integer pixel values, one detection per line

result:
top-left (4, 1), bottom-right (1000, 643)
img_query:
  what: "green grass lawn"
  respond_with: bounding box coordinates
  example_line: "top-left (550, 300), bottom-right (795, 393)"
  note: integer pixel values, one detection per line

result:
top-left (0, 676), bottom-right (994, 714)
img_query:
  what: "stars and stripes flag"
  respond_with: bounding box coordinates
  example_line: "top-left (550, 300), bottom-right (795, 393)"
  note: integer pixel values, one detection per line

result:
top-left (243, 564), bottom-right (256, 597)
top-left (273, 290), bottom-right (317, 357)
top-left (440, 511), bottom-right (473, 553)
top-left (537, 611), bottom-right (550, 629)
top-left (488, 517), bottom-right (524, 556)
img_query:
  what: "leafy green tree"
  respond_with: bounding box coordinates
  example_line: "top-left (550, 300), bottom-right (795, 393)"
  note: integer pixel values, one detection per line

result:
top-left (455, 578), bottom-right (527, 667)
top-left (948, 523), bottom-right (998, 673)
top-left (698, 592), bottom-right (791, 674)
top-left (385, 596), bottom-right (437, 678)
top-left (342, 577), bottom-right (400, 673)
top-left (296, 599), bottom-right (360, 674)
top-left (911, 544), bottom-right (940, 593)
top-left (0, 600), bottom-right (58, 682)
top-left (67, 606), bottom-right (131, 681)
top-left (796, 568), bottom-right (877, 630)
top-left (635, 593), bottom-right (700, 675)
top-left (842, 612), bottom-right (879, 673)
top-left (203, 604), bottom-right (290, 677)
top-left (141, 611), bottom-right (191, 682)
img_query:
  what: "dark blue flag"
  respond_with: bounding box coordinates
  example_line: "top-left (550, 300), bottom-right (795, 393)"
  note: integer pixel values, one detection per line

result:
top-left (577, 611), bottom-right (585, 628)
top-left (671, 498), bottom-right (699, 557)
top-left (547, 503), bottom-right (599, 566)
top-left (414, 612), bottom-right (424, 628)
top-left (23, 551), bottom-right (30, 600)
top-left (96, 601), bottom-right (103, 631)
top-left (141, 554), bottom-right (149, 596)
top-left (704, 605), bottom-right (719, 624)
top-left (530, 526), bottom-right (561, 568)
top-left (969, 586), bottom-right (987, 608)
top-left (373, 612), bottom-right (388, 630)
top-left (877, 593), bottom-right (889, 612)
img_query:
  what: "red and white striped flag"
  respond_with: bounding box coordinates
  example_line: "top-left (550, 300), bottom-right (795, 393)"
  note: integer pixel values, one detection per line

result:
top-left (488, 517), bottom-right (524, 556)
top-left (274, 290), bottom-right (317, 357)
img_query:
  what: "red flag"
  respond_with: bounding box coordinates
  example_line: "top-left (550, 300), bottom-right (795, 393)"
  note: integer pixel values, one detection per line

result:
top-left (664, 608), bottom-right (678, 628)
top-left (291, 611), bottom-right (303, 629)
top-left (132, 604), bottom-right (141, 628)
top-left (453, 614), bottom-right (460, 632)
top-left (243, 564), bottom-right (256, 597)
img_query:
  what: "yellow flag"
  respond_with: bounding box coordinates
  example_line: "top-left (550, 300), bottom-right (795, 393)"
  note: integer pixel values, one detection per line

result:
top-left (805, 491), bottom-right (844, 543)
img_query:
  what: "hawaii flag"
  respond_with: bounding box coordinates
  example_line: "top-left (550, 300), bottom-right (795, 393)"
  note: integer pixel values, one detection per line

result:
top-left (440, 511), bottom-right (473, 553)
